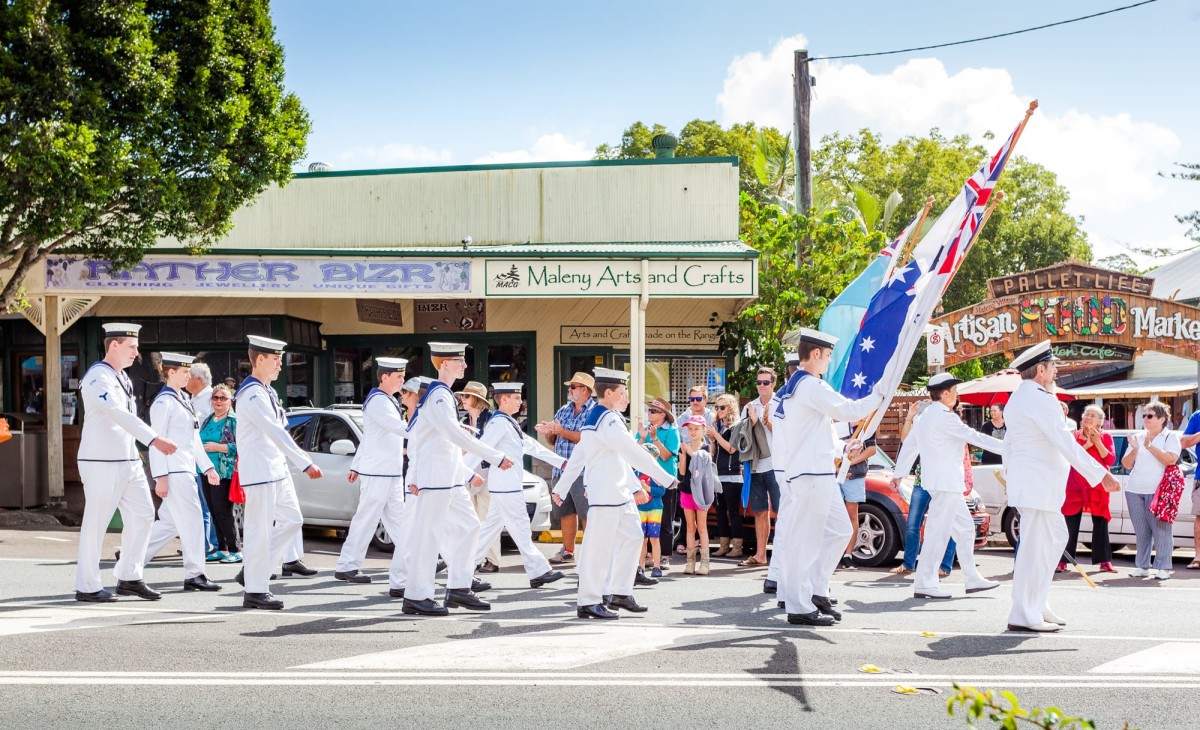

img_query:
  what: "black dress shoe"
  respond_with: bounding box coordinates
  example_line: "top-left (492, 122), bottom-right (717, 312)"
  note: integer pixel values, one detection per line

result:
top-left (243, 592), bottom-right (284, 610)
top-left (234, 568), bottom-right (277, 586)
top-left (634, 569), bottom-right (659, 586)
top-left (445, 589), bottom-right (491, 611)
top-left (75, 589), bottom-right (118, 603)
top-left (787, 610), bottom-right (835, 627)
top-left (471, 578), bottom-right (491, 593)
top-left (607, 594), bottom-right (648, 613)
top-left (777, 600), bottom-right (785, 609)
top-left (402, 597), bottom-right (449, 616)
top-left (530, 570), bottom-right (565, 588)
top-left (388, 588), bottom-right (405, 599)
top-left (184, 576), bottom-right (222, 592)
top-left (116, 580), bottom-right (162, 601)
top-left (281, 560), bottom-right (316, 577)
top-left (812, 595), bottom-right (842, 621)
top-left (436, 559), bottom-right (448, 574)
top-left (602, 594), bottom-right (613, 606)
top-left (577, 604), bottom-right (619, 620)
top-left (334, 570), bottom-right (371, 584)
top-left (477, 559), bottom-right (500, 574)
top-left (763, 579), bottom-right (777, 594)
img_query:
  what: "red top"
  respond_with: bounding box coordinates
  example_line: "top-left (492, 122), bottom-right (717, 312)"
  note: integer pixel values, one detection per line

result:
top-left (1062, 431), bottom-right (1116, 518)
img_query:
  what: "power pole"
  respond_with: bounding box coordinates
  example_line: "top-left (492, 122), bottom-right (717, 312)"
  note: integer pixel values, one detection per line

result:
top-left (793, 49), bottom-right (813, 268)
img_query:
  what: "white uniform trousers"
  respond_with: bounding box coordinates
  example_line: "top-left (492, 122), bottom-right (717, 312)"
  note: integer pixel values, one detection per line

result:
top-left (778, 476), bottom-right (851, 614)
top-left (474, 491), bottom-right (551, 579)
top-left (765, 478), bottom-right (795, 584)
top-left (243, 476), bottom-right (304, 593)
top-left (386, 492), bottom-right (412, 591)
top-left (405, 486), bottom-right (480, 601)
top-left (913, 491), bottom-right (984, 593)
top-left (1008, 507), bottom-right (1067, 628)
top-left (144, 473), bottom-right (206, 579)
top-left (76, 462), bottom-right (156, 593)
top-left (335, 476), bottom-right (406, 575)
top-left (577, 501), bottom-right (643, 607)
top-left (284, 532), bottom-right (304, 564)
top-left (472, 489), bottom-right (502, 566)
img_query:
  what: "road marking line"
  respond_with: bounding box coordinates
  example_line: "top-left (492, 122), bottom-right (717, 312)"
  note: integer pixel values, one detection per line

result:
top-left (1090, 643), bottom-right (1200, 674)
top-left (32, 536), bottom-right (70, 542)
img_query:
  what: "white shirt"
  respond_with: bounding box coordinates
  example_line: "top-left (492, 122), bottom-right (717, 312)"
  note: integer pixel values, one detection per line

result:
top-left (773, 374), bottom-right (882, 484)
top-left (148, 387), bottom-right (214, 480)
top-left (741, 397), bottom-right (775, 473)
top-left (1125, 430), bottom-right (1181, 495)
top-left (350, 389), bottom-right (407, 478)
top-left (894, 402), bottom-right (1003, 493)
top-left (234, 377), bottom-right (313, 486)
top-left (78, 361), bottom-right (159, 462)
top-left (555, 406), bottom-right (676, 506)
top-left (466, 411), bottom-right (565, 493)
top-left (191, 385), bottom-right (214, 425)
top-left (405, 381), bottom-right (505, 490)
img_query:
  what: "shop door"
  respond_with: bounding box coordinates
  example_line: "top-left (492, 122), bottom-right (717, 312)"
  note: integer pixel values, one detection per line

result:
top-left (553, 348), bottom-right (611, 411)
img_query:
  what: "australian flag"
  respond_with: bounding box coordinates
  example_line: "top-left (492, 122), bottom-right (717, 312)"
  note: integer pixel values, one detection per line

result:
top-left (838, 256), bottom-right (926, 399)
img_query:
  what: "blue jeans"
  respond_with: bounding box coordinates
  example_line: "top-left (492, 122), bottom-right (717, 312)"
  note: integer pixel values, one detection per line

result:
top-left (903, 485), bottom-right (955, 572)
top-left (197, 475), bottom-right (218, 553)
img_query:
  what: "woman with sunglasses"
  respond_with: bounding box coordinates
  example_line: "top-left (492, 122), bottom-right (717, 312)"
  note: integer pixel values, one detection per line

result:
top-left (200, 384), bottom-right (241, 562)
top-left (707, 393), bottom-right (744, 559)
top-left (1120, 401), bottom-right (1180, 580)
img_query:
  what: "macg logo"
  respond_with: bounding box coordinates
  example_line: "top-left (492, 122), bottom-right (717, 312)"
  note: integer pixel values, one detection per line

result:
top-left (493, 264), bottom-right (521, 289)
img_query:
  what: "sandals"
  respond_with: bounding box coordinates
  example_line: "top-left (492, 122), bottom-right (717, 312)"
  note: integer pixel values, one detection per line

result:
top-left (889, 566), bottom-right (912, 575)
top-left (1187, 560), bottom-right (1200, 570)
top-left (738, 556), bottom-right (766, 567)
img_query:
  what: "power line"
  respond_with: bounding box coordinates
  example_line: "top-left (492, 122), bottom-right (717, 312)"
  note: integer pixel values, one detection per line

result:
top-left (810, 0), bottom-right (1159, 61)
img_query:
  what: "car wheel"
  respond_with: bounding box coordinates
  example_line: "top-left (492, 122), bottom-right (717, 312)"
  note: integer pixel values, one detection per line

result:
top-left (1002, 508), bottom-right (1020, 549)
top-left (852, 502), bottom-right (899, 567)
top-left (369, 521), bottom-right (394, 553)
top-left (231, 502), bottom-right (244, 547)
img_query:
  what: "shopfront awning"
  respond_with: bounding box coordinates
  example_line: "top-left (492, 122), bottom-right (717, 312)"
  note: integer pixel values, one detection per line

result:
top-left (1065, 375), bottom-right (1198, 400)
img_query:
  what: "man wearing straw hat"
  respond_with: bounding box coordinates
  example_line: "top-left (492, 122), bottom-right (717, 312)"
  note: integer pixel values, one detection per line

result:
top-left (535, 371), bottom-right (596, 564)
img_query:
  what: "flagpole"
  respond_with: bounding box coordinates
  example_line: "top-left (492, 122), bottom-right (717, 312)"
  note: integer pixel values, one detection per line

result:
top-left (895, 195), bottom-right (937, 268)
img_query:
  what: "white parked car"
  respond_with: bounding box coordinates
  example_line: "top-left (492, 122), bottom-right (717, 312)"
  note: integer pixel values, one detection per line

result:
top-left (230, 406), bottom-right (552, 551)
top-left (971, 429), bottom-right (1196, 548)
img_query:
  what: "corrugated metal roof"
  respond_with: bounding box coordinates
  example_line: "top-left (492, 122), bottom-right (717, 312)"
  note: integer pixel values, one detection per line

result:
top-left (1067, 375), bottom-right (1196, 398)
top-left (149, 241), bottom-right (758, 259)
top-left (1149, 249), bottom-right (1200, 303)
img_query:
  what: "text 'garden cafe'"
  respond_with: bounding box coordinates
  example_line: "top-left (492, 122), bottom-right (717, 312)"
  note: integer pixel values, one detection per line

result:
top-left (9, 153), bottom-right (758, 505)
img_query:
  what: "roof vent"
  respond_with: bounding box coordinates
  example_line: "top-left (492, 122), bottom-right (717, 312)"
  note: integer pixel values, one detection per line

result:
top-left (307, 161), bottom-right (332, 173)
top-left (651, 134), bottom-right (677, 159)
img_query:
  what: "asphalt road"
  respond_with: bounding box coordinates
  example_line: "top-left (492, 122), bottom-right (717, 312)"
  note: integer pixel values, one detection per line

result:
top-left (1, 526), bottom-right (1197, 729)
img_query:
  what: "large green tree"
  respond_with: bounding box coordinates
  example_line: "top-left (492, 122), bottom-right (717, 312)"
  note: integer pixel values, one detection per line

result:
top-left (0, 0), bottom-right (310, 309)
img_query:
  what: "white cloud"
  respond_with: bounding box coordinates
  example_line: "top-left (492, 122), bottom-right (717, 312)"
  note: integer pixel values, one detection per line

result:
top-left (335, 143), bottom-right (454, 169)
top-left (472, 133), bottom-right (593, 164)
top-left (716, 35), bottom-right (1186, 258)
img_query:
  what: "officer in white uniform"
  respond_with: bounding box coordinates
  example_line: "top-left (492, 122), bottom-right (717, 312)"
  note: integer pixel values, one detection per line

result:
top-left (554, 368), bottom-right (677, 619)
top-left (334, 357), bottom-right (410, 591)
top-left (465, 382), bottom-right (566, 589)
top-left (234, 335), bottom-right (323, 610)
top-left (892, 372), bottom-right (1003, 599)
top-left (143, 352), bottom-right (222, 591)
top-left (773, 329), bottom-right (883, 626)
top-left (1003, 340), bottom-right (1118, 632)
top-left (403, 343), bottom-right (514, 617)
top-left (74, 323), bottom-right (180, 602)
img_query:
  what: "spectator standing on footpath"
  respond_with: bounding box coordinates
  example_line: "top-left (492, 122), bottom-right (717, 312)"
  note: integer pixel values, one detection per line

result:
top-left (707, 393), bottom-right (744, 559)
top-left (1059, 404), bottom-right (1117, 574)
top-left (636, 397), bottom-right (679, 578)
top-left (535, 372), bottom-right (595, 565)
top-left (739, 367), bottom-right (779, 569)
top-left (679, 415), bottom-right (714, 575)
top-left (1180, 407), bottom-right (1200, 570)
top-left (979, 404), bottom-right (1006, 465)
top-left (838, 423), bottom-right (876, 569)
top-left (1120, 401), bottom-right (1180, 580)
top-left (199, 384), bottom-right (240, 563)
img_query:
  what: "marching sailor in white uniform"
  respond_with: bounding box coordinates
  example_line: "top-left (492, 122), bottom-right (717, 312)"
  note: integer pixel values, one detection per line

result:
top-left (773, 329), bottom-right (882, 626)
top-left (465, 382), bottom-right (566, 589)
top-left (1003, 340), bottom-right (1118, 632)
top-left (334, 357), bottom-right (411, 594)
top-left (892, 372), bottom-right (1003, 599)
top-left (403, 343), bottom-right (514, 617)
top-left (554, 368), bottom-right (677, 619)
top-left (74, 323), bottom-right (179, 602)
top-left (143, 352), bottom-right (222, 591)
top-left (234, 336), bottom-right (323, 610)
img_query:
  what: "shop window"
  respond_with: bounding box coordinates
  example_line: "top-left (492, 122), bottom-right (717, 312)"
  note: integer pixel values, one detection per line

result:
top-left (285, 352), bottom-right (313, 407)
top-left (614, 354), bottom-right (727, 415)
top-left (14, 353), bottom-right (80, 424)
top-left (244, 318), bottom-right (271, 338)
top-left (187, 318), bottom-right (215, 343)
top-left (214, 318), bottom-right (243, 343)
top-left (486, 343), bottom-right (530, 428)
top-left (128, 320), bottom-right (157, 345)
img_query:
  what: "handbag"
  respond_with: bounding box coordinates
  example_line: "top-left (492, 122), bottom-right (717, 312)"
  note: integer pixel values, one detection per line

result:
top-left (228, 459), bottom-right (246, 504)
top-left (1150, 463), bottom-right (1184, 523)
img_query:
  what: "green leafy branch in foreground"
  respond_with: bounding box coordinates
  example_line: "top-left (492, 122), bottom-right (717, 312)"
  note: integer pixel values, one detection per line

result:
top-left (946, 684), bottom-right (1134, 730)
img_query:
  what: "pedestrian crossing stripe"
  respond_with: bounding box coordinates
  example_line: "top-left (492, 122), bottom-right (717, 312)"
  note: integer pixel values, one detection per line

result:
top-left (1089, 643), bottom-right (1200, 675)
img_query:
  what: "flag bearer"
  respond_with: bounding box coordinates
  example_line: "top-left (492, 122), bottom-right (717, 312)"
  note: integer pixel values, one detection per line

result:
top-left (773, 329), bottom-right (882, 627)
top-left (334, 357), bottom-right (411, 588)
top-left (234, 335), bottom-right (323, 610)
top-left (891, 372), bottom-right (1003, 600)
top-left (143, 352), bottom-right (222, 591)
top-left (554, 368), bottom-right (677, 620)
top-left (466, 382), bottom-right (566, 589)
top-left (75, 323), bottom-right (179, 602)
top-left (402, 343), bottom-right (514, 617)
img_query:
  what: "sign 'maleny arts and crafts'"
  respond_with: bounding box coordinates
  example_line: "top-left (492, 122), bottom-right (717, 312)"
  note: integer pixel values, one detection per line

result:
top-left (485, 259), bottom-right (757, 298)
top-left (932, 261), bottom-right (1200, 366)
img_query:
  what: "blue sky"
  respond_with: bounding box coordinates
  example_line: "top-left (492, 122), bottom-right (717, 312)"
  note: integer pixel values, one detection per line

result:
top-left (271, 0), bottom-right (1199, 264)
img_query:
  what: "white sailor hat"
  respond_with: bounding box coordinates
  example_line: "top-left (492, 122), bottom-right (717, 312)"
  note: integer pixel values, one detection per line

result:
top-left (797, 327), bottom-right (838, 349)
top-left (785, 352), bottom-right (800, 365)
top-left (491, 382), bottom-right (523, 395)
top-left (429, 342), bottom-right (467, 357)
top-left (247, 335), bottom-right (287, 355)
top-left (593, 367), bottom-right (629, 385)
top-left (1010, 340), bottom-right (1059, 371)
top-left (159, 352), bottom-right (196, 367)
top-left (102, 322), bottom-right (142, 338)
top-left (927, 372), bottom-right (963, 389)
top-left (376, 357), bottom-right (408, 374)
top-left (401, 376), bottom-right (433, 394)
